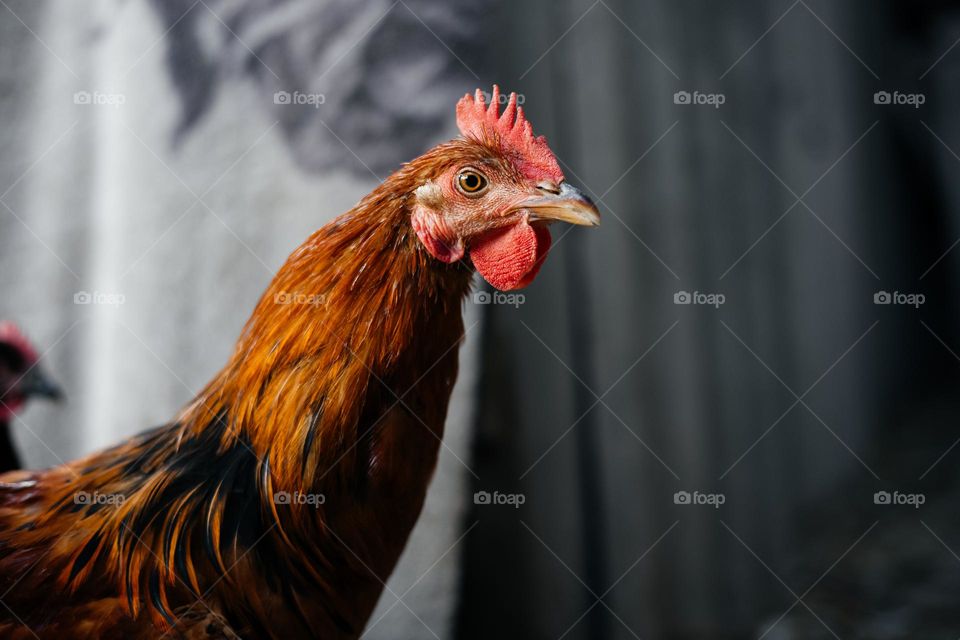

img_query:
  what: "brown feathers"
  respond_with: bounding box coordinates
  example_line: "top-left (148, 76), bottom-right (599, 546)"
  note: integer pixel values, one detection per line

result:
top-left (0, 141), bottom-right (481, 638)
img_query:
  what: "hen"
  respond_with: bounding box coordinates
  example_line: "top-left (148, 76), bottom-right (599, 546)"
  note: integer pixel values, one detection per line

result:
top-left (0, 322), bottom-right (62, 473)
top-left (0, 86), bottom-right (598, 639)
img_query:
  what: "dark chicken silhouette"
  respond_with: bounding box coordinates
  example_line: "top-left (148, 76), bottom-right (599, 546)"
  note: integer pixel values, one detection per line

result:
top-left (0, 321), bottom-right (62, 473)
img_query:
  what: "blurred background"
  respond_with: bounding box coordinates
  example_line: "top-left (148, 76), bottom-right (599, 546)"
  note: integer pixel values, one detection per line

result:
top-left (1, 0), bottom-right (959, 638)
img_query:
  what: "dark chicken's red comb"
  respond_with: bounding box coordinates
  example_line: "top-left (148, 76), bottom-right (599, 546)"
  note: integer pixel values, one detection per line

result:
top-left (456, 85), bottom-right (564, 184)
top-left (0, 321), bottom-right (38, 364)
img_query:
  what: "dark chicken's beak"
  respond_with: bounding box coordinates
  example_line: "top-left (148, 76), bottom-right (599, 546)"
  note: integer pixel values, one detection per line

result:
top-left (16, 366), bottom-right (63, 402)
top-left (519, 182), bottom-right (601, 227)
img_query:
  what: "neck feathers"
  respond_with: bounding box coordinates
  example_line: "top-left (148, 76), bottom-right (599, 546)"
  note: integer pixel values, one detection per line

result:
top-left (1, 152), bottom-right (475, 636)
top-left (179, 172), bottom-right (472, 490)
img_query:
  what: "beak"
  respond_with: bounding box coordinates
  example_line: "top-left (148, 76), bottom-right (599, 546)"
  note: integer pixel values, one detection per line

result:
top-left (16, 366), bottom-right (64, 402)
top-left (518, 182), bottom-right (601, 227)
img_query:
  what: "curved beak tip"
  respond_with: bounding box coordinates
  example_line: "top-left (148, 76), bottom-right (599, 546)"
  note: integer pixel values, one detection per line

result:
top-left (523, 182), bottom-right (600, 227)
top-left (19, 369), bottom-right (64, 403)
top-left (563, 183), bottom-right (601, 227)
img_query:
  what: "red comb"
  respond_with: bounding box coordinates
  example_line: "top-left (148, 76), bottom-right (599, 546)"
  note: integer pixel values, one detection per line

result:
top-left (456, 85), bottom-right (564, 183)
top-left (0, 321), bottom-right (38, 363)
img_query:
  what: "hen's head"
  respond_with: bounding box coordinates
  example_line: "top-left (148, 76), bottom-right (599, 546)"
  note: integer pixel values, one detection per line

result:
top-left (0, 321), bottom-right (62, 422)
top-left (410, 86), bottom-right (599, 291)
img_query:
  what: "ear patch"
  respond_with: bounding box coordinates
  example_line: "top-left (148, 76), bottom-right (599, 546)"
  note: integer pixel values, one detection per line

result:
top-left (414, 181), bottom-right (444, 208)
top-left (411, 203), bottom-right (464, 263)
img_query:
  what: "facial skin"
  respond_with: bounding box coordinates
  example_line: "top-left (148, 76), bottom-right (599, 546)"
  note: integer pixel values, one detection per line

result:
top-left (410, 153), bottom-right (599, 266)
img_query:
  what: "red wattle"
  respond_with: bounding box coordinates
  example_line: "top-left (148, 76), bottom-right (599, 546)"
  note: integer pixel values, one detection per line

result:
top-left (469, 220), bottom-right (552, 291)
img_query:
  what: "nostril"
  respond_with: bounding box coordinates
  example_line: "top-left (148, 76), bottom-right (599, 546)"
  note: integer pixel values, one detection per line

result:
top-left (536, 181), bottom-right (560, 195)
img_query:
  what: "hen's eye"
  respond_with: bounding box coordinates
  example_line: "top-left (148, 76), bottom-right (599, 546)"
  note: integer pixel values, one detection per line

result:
top-left (457, 170), bottom-right (487, 195)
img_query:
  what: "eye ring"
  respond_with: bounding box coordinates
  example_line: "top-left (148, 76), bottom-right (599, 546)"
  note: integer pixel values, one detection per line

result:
top-left (456, 169), bottom-right (488, 196)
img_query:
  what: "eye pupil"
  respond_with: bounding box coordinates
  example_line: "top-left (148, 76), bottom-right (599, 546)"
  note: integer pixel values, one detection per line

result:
top-left (458, 170), bottom-right (486, 194)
